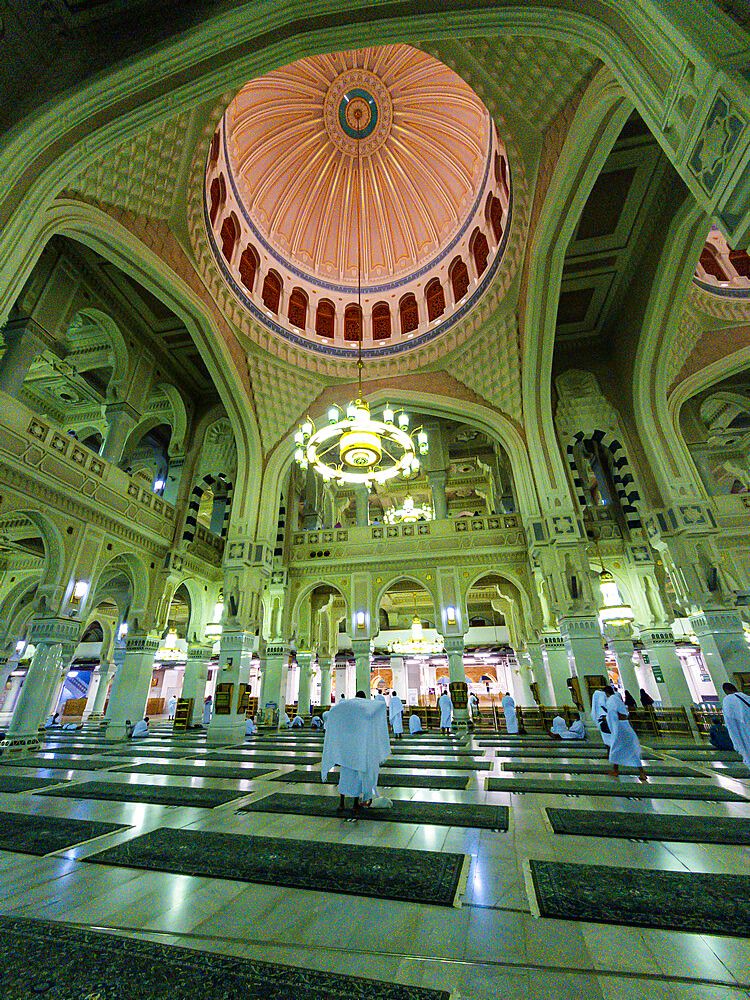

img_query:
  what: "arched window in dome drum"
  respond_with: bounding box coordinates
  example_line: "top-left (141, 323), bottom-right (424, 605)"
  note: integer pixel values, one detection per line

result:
top-left (344, 304), bottom-right (362, 341)
top-left (490, 196), bottom-right (503, 244)
top-left (220, 214), bottom-right (238, 263)
top-left (425, 278), bottom-right (446, 321)
top-left (239, 246), bottom-right (259, 292)
top-left (288, 288), bottom-right (308, 329)
top-left (209, 132), bottom-right (220, 164)
top-left (471, 229), bottom-right (489, 277)
top-left (262, 270), bottom-right (282, 314)
top-left (399, 294), bottom-right (419, 335)
top-left (316, 299), bottom-right (335, 338)
top-left (700, 244), bottom-right (729, 281)
top-left (450, 257), bottom-right (470, 303)
top-left (372, 302), bottom-right (391, 340)
top-left (209, 174), bottom-right (225, 226)
top-left (496, 153), bottom-right (509, 196)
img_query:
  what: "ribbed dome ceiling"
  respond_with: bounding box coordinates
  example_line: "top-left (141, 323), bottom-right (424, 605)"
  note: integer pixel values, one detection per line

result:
top-left (225, 45), bottom-right (492, 287)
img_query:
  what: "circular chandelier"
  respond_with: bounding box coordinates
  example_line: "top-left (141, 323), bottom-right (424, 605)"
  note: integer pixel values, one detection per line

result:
top-left (384, 494), bottom-right (432, 524)
top-left (388, 612), bottom-right (444, 656)
top-left (294, 104), bottom-right (428, 487)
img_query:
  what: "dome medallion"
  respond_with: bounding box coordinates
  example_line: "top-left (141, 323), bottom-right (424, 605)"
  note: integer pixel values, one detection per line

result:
top-left (324, 70), bottom-right (393, 156)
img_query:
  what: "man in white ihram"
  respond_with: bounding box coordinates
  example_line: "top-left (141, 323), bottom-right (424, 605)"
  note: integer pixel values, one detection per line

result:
top-left (167, 695), bottom-right (177, 720)
top-left (502, 691), bottom-right (518, 735)
top-left (438, 688), bottom-right (453, 735)
top-left (605, 684), bottom-right (647, 782)
top-left (322, 691), bottom-right (392, 815)
top-left (388, 690), bottom-right (404, 740)
top-left (722, 682), bottom-right (750, 770)
top-left (591, 686), bottom-right (613, 748)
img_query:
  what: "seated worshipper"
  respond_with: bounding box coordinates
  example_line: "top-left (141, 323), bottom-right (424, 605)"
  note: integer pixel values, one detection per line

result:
top-left (43, 713), bottom-right (60, 729)
top-left (322, 690), bottom-right (391, 814)
top-left (438, 689), bottom-right (453, 735)
top-left (606, 689), bottom-right (647, 781)
top-left (710, 719), bottom-right (735, 751)
top-left (639, 687), bottom-right (654, 707)
top-left (280, 711), bottom-right (292, 728)
top-left (722, 682), bottom-right (750, 769)
top-left (502, 691), bottom-right (518, 735)
top-left (564, 714), bottom-right (587, 740)
top-left (245, 717), bottom-right (258, 737)
top-left (388, 691), bottom-right (404, 740)
top-left (549, 715), bottom-right (568, 739)
top-left (125, 719), bottom-right (134, 739)
top-left (61, 722), bottom-right (80, 730)
top-left (311, 715), bottom-right (323, 729)
top-left (591, 686), bottom-right (613, 748)
top-left (409, 713), bottom-right (423, 734)
top-left (167, 695), bottom-right (177, 719)
top-left (291, 714), bottom-right (304, 727)
top-left (132, 717), bottom-right (150, 738)
top-left (623, 689), bottom-right (637, 709)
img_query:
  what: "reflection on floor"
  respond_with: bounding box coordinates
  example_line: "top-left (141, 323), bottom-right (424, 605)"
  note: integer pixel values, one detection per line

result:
top-left (0, 724), bottom-right (747, 999)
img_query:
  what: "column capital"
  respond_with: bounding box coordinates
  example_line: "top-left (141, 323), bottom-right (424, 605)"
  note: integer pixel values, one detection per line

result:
top-left (350, 638), bottom-right (372, 658)
top-left (558, 615), bottom-right (602, 640)
top-left (265, 639), bottom-right (291, 658)
top-left (186, 643), bottom-right (214, 661)
top-left (28, 617), bottom-right (81, 651)
top-left (443, 635), bottom-right (465, 655)
top-left (124, 633), bottom-right (160, 655)
top-left (638, 627), bottom-right (677, 647)
top-left (540, 630), bottom-right (566, 650)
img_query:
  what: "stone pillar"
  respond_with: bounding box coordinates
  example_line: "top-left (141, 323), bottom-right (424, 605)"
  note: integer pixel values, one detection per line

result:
top-left (0, 324), bottom-right (44, 397)
top-left (262, 640), bottom-right (291, 724)
top-left (690, 609), bottom-right (747, 691)
top-left (181, 643), bottom-right (213, 716)
top-left (525, 641), bottom-right (555, 704)
top-left (640, 627), bottom-right (696, 710)
top-left (0, 652), bottom-right (19, 698)
top-left (427, 472), bottom-right (448, 520)
top-left (104, 633), bottom-right (159, 740)
top-left (540, 632), bottom-right (572, 706)
top-left (208, 630), bottom-right (254, 744)
top-left (296, 651), bottom-right (314, 717)
top-left (509, 652), bottom-right (535, 705)
top-left (355, 486), bottom-right (369, 528)
top-left (390, 655), bottom-right (406, 700)
top-left (604, 625), bottom-right (641, 699)
top-left (100, 403), bottom-right (138, 464)
top-left (162, 453), bottom-right (186, 506)
top-left (83, 659), bottom-right (114, 716)
top-left (351, 638), bottom-right (372, 695)
top-left (7, 617), bottom-right (79, 741)
top-left (445, 635), bottom-right (469, 732)
top-left (558, 616), bottom-right (607, 718)
top-left (319, 654), bottom-right (333, 708)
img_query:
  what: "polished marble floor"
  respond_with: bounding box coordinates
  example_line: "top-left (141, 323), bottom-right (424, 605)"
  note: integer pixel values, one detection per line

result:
top-left (0, 725), bottom-right (748, 999)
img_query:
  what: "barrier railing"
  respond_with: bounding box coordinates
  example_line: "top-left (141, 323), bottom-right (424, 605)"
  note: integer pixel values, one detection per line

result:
top-left (692, 703), bottom-right (723, 737)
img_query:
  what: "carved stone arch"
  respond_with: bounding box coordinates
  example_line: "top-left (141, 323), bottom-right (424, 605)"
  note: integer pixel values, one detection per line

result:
top-left (374, 574), bottom-right (440, 627)
top-left (461, 566), bottom-right (536, 641)
top-left (290, 580), bottom-right (349, 633)
top-left (564, 429), bottom-right (644, 531)
top-left (0, 577), bottom-right (40, 643)
top-left (0, 510), bottom-right (66, 607)
top-left (171, 576), bottom-right (209, 641)
top-left (69, 307), bottom-right (129, 398)
top-left (88, 550), bottom-right (150, 625)
top-left (158, 383), bottom-right (190, 452)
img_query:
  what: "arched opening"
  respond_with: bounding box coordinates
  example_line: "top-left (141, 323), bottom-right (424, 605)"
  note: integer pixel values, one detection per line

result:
top-left (220, 214), bottom-right (238, 263)
top-left (425, 278), bottom-right (446, 321)
top-left (344, 304), bottom-right (362, 341)
top-left (372, 301), bottom-right (391, 340)
top-left (489, 196), bottom-right (503, 244)
top-left (471, 228), bottom-right (489, 277)
top-left (399, 293), bottom-right (418, 335)
top-left (121, 421), bottom-right (172, 491)
top-left (449, 256), bottom-right (469, 303)
top-left (288, 287), bottom-right (308, 329)
top-left (261, 270), bottom-right (282, 314)
top-left (209, 174), bottom-right (226, 226)
top-left (80, 430), bottom-right (103, 454)
top-left (699, 243), bottom-right (729, 281)
top-left (316, 299), bottom-right (335, 338)
top-left (239, 245), bottom-right (259, 292)
top-left (209, 132), bottom-right (220, 164)
top-left (376, 579), bottom-right (441, 706)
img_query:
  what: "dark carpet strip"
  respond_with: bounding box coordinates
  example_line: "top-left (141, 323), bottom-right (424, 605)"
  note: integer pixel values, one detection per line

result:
top-left (271, 770), bottom-right (469, 789)
top-left (0, 812), bottom-right (128, 856)
top-left (0, 776), bottom-right (64, 793)
top-left (34, 782), bottom-right (246, 809)
top-left (485, 777), bottom-right (746, 800)
top-left (529, 859), bottom-right (750, 936)
top-left (0, 757), bottom-right (118, 771)
top-left (546, 808), bottom-right (750, 844)
top-left (240, 792), bottom-right (509, 830)
top-left (501, 762), bottom-right (701, 777)
top-left (202, 752), bottom-right (488, 770)
top-left (86, 827), bottom-right (468, 907)
top-left (0, 916), bottom-right (450, 999)
top-left (110, 764), bottom-right (274, 780)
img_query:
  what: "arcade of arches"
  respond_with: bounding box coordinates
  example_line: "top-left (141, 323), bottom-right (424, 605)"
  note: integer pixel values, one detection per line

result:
top-left (2, 7), bottom-right (750, 999)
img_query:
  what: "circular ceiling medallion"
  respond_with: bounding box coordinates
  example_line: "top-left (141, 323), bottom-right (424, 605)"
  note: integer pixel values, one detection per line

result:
top-left (324, 69), bottom-right (392, 155)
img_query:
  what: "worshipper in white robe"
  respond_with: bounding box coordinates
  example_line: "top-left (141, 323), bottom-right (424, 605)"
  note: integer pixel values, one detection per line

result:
top-left (591, 687), bottom-right (613, 748)
top-left (132, 717), bottom-right (149, 738)
top-left (408, 713), bottom-right (422, 734)
top-left (322, 709), bottom-right (330, 729)
top-left (280, 711), bottom-right (292, 728)
top-left (562, 716), bottom-right (586, 740)
top-left (469, 692), bottom-right (479, 719)
top-left (321, 691), bottom-right (391, 814)
top-left (388, 691), bottom-right (404, 740)
top-left (438, 690), bottom-right (453, 734)
top-left (202, 696), bottom-right (213, 726)
top-left (374, 690), bottom-right (387, 704)
top-left (245, 717), bottom-right (258, 736)
top-left (311, 715), bottom-right (323, 729)
top-left (722, 682), bottom-right (750, 770)
top-left (549, 715), bottom-right (568, 739)
top-left (291, 714), bottom-right (304, 727)
top-left (606, 689), bottom-right (647, 781)
top-left (43, 713), bottom-right (60, 729)
top-left (167, 695), bottom-right (177, 719)
top-left (502, 692), bottom-right (518, 735)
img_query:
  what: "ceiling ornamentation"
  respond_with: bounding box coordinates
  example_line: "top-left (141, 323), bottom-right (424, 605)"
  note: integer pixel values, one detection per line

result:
top-left (444, 312), bottom-right (522, 422)
top-left (246, 353), bottom-right (325, 453)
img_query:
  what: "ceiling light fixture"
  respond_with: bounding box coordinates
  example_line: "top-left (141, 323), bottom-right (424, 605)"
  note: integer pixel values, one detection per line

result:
top-left (384, 494), bottom-right (432, 524)
top-left (294, 108), bottom-right (427, 486)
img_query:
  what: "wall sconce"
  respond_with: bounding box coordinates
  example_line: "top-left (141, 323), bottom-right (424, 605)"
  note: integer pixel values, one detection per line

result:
top-left (446, 606), bottom-right (456, 626)
top-left (356, 611), bottom-right (366, 630)
top-left (70, 580), bottom-right (88, 609)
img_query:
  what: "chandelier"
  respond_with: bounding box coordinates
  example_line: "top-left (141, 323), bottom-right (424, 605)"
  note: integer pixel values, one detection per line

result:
top-left (384, 494), bottom-right (432, 524)
top-left (598, 570), bottom-right (635, 628)
top-left (388, 605), bottom-right (444, 656)
top-left (294, 108), bottom-right (427, 487)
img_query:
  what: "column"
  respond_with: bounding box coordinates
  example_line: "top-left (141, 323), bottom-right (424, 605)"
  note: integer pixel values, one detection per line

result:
top-left (351, 638), bottom-right (371, 695)
top-left (85, 659), bottom-right (116, 716)
top-left (604, 625), bottom-right (641, 699)
top-left (261, 640), bottom-right (291, 725)
top-left (100, 403), bottom-right (138, 464)
top-left (558, 616), bottom-right (608, 718)
top-left (640, 627), bottom-right (696, 709)
top-left (540, 632), bottom-right (573, 706)
top-left (318, 654), bottom-right (333, 708)
top-left (390, 655), bottom-right (406, 701)
top-left (690, 609), bottom-right (747, 691)
top-left (103, 633), bottom-right (159, 740)
top-left (180, 643), bottom-right (213, 723)
top-left (207, 630), bottom-right (254, 744)
top-left (524, 641), bottom-right (555, 704)
top-left (427, 472), bottom-right (448, 520)
top-left (7, 616), bottom-right (79, 743)
top-left (48, 647), bottom-right (75, 717)
top-left (509, 651), bottom-right (535, 705)
top-left (355, 486), bottom-right (369, 528)
top-left (162, 452), bottom-right (186, 506)
top-left (0, 324), bottom-right (44, 398)
top-left (296, 651), bottom-right (314, 717)
top-left (444, 635), bottom-right (469, 732)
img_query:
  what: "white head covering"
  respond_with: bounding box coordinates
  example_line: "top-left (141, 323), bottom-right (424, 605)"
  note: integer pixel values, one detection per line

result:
top-left (388, 695), bottom-right (403, 724)
top-left (409, 714), bottom-right (422, 733)
top-left (322, 697), bottom-right (391, 798)
top-left (551, 715), bottom-right (568, 735)
top-left (591, 688), bottom-right (607, 722)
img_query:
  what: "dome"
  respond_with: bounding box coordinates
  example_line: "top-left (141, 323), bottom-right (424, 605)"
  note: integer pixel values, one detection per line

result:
top-left (205, 45), bottom-right (511, 357)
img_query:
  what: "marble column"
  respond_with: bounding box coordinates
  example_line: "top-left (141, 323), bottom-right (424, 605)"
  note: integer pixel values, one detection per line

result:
top-left (604, 625), bottom-right (641, 699)
top-left (524, 641), bottom-right (555, 704)
top-left (509, 651), bottom-right (535, 705)
top-left (7, 617), bottom-right (80, 742)
top-left (540, 632), bottom-right (572, 706)
top-left (208, 630), bottom-right (254, 743)
top-left (318, 654), bottom-right (333, 708)
top-left (351, 639), bottom-right (372, 695)
top-left (104, 634), bottom-right (159, 740)
top-left (690, 608), bottom-right (747, 691)
top-left (427, 472), bottom-right (448, 520)
top-left (355, 487), bottom-right (369, 528)
top-left (390, 655), bottom-right (406, 701)
top-left (84, 659), bottom-right (114, 716)
top-left (100, 404), bottom-right (138, 464)
top-left (180, 643), bottom-right (213, 722)
top-left (558, 616), bottom-right (607, 718)
top-left (262, 640), bottom-right (291, 726)
top-left (0, 324), bottom-right (44, 398)
top-left (296, 651), bottom-right (314, 717)
top-left (445, 635), bottom-right (469, 732)
top-left (640, 627), bottom-right (696, 710)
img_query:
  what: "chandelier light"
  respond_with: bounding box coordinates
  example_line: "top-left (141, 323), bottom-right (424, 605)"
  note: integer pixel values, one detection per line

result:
top-left (294, 109), bottom-right (427, 486)
top-left (384, 494), bottom-right (432, 524)
top-left (598, 570), bottom-right (635, 627)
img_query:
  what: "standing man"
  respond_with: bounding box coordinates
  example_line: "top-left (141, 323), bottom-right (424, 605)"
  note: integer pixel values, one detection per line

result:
top-left (167, 695), bottom-right (177, 720)
top-left (722, 682), bottom-right (750, 770)
top-left (502, 691), bottom-right (518, 735)
top-left (606, 687), bottom-right (647, 782)
top-left (322, 690), bottom-right (391, 815)
top-left (438, 688), bottom-right (453, 735)
top-left (388, 690), bottom-right (404, 740)
top-left (591, 686), bottom-right (612, 747)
